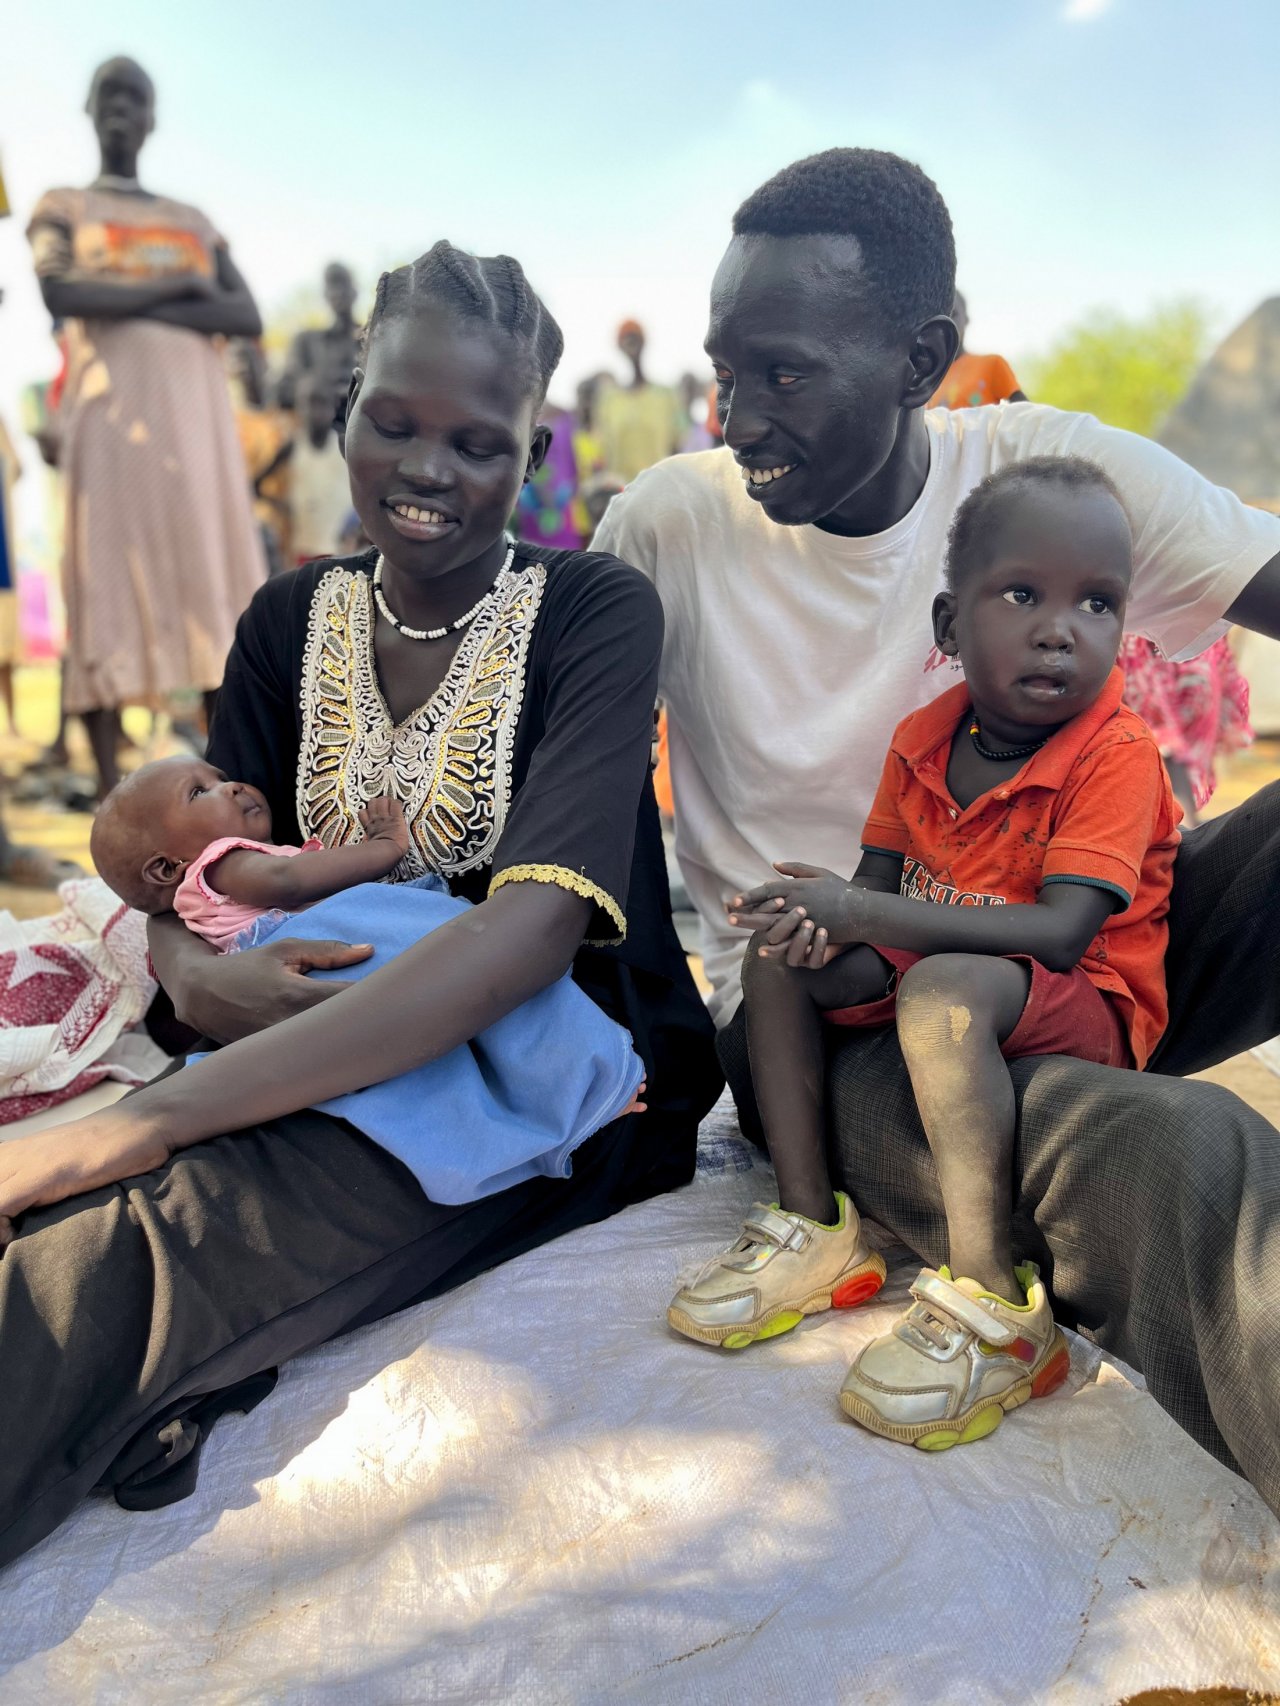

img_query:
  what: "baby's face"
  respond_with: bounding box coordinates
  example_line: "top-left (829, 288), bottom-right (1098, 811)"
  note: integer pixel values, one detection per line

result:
top-left (140, 758), bottom-right (273, 863)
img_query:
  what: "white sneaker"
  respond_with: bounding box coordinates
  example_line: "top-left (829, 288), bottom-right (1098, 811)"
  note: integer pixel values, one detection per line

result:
top-left (839, 1264), bottom-right (1069, 1449)
top-left (667, 1193), bottom-right (886, 1349)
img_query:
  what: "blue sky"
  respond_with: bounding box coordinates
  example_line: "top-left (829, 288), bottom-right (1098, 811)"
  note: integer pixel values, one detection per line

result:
top-left (1, 0), bottom-right (1276, 488)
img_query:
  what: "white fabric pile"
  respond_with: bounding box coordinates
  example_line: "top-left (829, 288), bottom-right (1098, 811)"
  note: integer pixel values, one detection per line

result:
top-left (0, 878), bottom-right (165, 1124)
top-left (1, 1094), bottom-right (1276, 1702)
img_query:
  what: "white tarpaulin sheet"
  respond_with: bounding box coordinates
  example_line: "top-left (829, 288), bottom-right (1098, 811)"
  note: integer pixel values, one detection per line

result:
top-left (2, 1094), bottom-right (1278, 1703)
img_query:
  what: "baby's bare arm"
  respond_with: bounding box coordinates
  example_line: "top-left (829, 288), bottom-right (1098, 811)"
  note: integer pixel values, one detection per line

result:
top-left (211, 797), bottom-right (411, 910)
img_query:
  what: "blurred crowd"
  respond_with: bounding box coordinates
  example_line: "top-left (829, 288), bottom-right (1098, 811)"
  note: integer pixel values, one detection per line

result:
top-left (0, 53), bottom-right (1264, 868)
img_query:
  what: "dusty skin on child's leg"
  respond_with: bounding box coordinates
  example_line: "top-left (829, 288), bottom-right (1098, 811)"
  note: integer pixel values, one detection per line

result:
top-left (839, 952), bottom-right (1069, 1450)
top-left (893, 953), bottom-right (1031, 1302)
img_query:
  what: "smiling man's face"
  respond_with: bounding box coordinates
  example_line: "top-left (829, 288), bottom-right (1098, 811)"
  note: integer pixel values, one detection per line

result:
top-left (705, 232), bottom-right (917, 530)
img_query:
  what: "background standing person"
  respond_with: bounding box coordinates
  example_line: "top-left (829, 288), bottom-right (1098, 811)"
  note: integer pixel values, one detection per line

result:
top-left (288, 371), bottom-right (352, 563)
top-left (931, 289), bottom-right (1027, 408)
top-left (278, 261), bottom-right (362, 416)
top-left (595, 320), bottom-right (686, 482)
top-left (232, 338), bottom-right (293, 573)
top-left (26, 56), bottom-right (267, 798)
top-left (1117, 633), bottom-right (1252, 824)
top-left (0, 400), bottom-right (21, 735)
top-left (515, 401), bottom-right (582, 548)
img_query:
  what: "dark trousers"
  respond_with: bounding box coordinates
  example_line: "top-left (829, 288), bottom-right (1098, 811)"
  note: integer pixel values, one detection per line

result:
top-left (717, 782), bottom-right (1280, 1512)
top-left (0, 1102), bottom-right (697, 1569)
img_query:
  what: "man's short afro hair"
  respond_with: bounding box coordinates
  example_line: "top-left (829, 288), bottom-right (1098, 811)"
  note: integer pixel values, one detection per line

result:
top-left (732, 148), bottom-right (956, 333)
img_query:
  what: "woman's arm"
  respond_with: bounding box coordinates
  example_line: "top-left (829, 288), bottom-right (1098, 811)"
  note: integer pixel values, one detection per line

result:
top-left (2, 883), bottom-right (593, 1233)
top-left (136, 247), bottom-right (263, 337)
top-left (39, 272), bottom-right (210, 321)
top-left (137, 882), bottom-right (591, 1149)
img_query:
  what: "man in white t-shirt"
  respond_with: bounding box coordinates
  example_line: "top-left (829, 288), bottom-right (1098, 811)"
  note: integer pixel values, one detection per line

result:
top-left (595, 147), bottom-right (1280, 1511)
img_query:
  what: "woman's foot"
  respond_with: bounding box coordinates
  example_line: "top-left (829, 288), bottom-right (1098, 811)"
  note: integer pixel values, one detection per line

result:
top-left (667, 1191), bottom-right (886, 1348)
top-left (839, 1264), bottom-right (1069, 1449)
top-left (0, 1107), bottom-right (172, 1248)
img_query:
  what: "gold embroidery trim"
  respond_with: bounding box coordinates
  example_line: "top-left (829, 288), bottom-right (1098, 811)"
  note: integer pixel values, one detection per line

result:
top-left (489, 862), bottom-right (627, 947)
top-left (295, 561), bottom-right (544, 880)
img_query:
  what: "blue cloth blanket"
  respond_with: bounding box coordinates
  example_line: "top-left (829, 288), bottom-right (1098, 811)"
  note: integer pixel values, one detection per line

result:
top-left (190, 878), bottom-right (644, 1205)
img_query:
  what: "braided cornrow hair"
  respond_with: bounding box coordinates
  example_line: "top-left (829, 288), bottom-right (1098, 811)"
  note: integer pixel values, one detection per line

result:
top-left (361, 240), bottom-right (564, 407)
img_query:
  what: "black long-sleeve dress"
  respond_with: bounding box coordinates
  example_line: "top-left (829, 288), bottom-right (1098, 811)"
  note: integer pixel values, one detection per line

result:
top-left (0, 544), bottom-right (720, 1568)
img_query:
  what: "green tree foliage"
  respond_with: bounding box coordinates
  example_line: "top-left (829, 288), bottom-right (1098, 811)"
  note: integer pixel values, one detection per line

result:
top-left (1022, 300), bottom-right (1212, 438)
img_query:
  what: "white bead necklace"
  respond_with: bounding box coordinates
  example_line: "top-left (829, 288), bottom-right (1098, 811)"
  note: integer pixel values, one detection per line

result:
top-left (373, 545), bottom-right (515, 641)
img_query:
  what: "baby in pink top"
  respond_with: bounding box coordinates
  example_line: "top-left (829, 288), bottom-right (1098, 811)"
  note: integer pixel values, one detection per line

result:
top-left (91, 756), bottom-right (411, 944)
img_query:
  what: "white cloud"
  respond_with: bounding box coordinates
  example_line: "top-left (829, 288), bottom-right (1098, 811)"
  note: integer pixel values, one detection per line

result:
top-left (1062, 0), bottom-right (1114, 19)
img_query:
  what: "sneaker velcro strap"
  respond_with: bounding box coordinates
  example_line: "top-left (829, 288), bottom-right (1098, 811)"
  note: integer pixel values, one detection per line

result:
top-left (742, 1205), bottom-right (810, 1252)
top-left (909, 1272), bottom-right (1019, 1347)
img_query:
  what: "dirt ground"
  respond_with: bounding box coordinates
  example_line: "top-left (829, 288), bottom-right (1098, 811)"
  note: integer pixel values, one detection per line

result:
top-left (1, 661), bottom-right (1276, 1126)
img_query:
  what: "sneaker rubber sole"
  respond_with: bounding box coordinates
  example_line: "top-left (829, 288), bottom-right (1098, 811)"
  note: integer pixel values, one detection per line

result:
top-left (838, 1330), bottom-right (1070, 1448)
top-left (667, 1248), bottom-right (887, 1349)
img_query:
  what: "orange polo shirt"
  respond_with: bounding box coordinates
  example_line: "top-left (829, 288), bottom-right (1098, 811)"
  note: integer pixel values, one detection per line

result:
top-left (860, 669), bottom-right (1181, 1067)
top-left (930, 352), bottom-right (1021, 410)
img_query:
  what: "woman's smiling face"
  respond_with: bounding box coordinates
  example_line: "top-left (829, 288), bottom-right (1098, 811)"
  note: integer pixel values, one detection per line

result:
top-left (344, 302), bottom-right (546, 580)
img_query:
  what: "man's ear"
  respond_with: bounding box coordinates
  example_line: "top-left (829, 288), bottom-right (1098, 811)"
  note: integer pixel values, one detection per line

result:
top-left (525, 421), bottom-right (552, 484)
top-left (932, 589), bottom-right (961, 656)
top-left (902, 314), bottom-right (961, 411)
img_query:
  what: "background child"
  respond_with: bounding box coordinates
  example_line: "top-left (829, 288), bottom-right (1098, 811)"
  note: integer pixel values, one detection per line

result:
top-left (668, 456), bottom-right (1181, 1453)
top-left (0, 754), bottom-right (646, 1215)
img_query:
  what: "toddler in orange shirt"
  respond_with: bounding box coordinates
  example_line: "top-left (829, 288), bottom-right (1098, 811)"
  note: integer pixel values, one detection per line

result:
top-left (667, 457), bottom-right (1181, 1451)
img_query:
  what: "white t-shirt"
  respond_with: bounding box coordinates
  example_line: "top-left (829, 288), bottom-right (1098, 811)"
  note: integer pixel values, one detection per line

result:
top-left (593, 403), bottom-right (1280, 1026)
top-left (292, 434), bottom-right (354, 561)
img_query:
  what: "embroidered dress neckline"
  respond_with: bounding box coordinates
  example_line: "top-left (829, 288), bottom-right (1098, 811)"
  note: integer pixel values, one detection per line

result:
top-left (296, 559), bottom-right (546, 879)
top-left (361, 561), bottom-right (523, 737)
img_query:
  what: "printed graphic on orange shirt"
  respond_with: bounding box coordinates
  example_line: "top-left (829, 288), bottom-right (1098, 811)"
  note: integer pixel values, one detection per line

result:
top-left (77, 221), bottom-right (214, 280)
top-left (902, 855), bottom-right (1005, 908)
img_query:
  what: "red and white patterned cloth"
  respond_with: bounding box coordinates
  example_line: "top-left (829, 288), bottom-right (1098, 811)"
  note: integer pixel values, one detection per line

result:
top-left (0, 879), bottom-right (157, 1124)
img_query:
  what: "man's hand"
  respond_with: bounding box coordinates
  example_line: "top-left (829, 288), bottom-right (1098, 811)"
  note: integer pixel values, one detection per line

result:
top-left (727, 862), bottom-right (867, 962)
top-left (359, 794), bottom-right (411, 859)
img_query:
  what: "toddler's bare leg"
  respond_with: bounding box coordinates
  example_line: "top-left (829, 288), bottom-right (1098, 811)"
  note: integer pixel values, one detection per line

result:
top-left (894, 955), bottom-right (1031, 1302)
top-left (742, 941), bottom-right (893, 1224)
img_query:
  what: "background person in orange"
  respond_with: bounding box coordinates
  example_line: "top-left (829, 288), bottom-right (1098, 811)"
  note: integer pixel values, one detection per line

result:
top-left (931, 289), bottom-right (1027, 409)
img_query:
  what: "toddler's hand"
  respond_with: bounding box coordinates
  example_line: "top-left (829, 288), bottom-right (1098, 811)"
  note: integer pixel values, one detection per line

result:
top-left (359, 794), bottom-right (411, 859)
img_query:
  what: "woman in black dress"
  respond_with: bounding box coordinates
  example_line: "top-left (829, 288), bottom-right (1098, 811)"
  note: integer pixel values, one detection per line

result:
top-left (0, 244), bottom-right (719, 1567)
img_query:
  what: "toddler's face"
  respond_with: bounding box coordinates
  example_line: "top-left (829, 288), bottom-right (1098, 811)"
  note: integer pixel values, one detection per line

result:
top-left (948, 483), bottom-right (1132, 730)
top-left (138, 758), bottom-right (274, 865)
